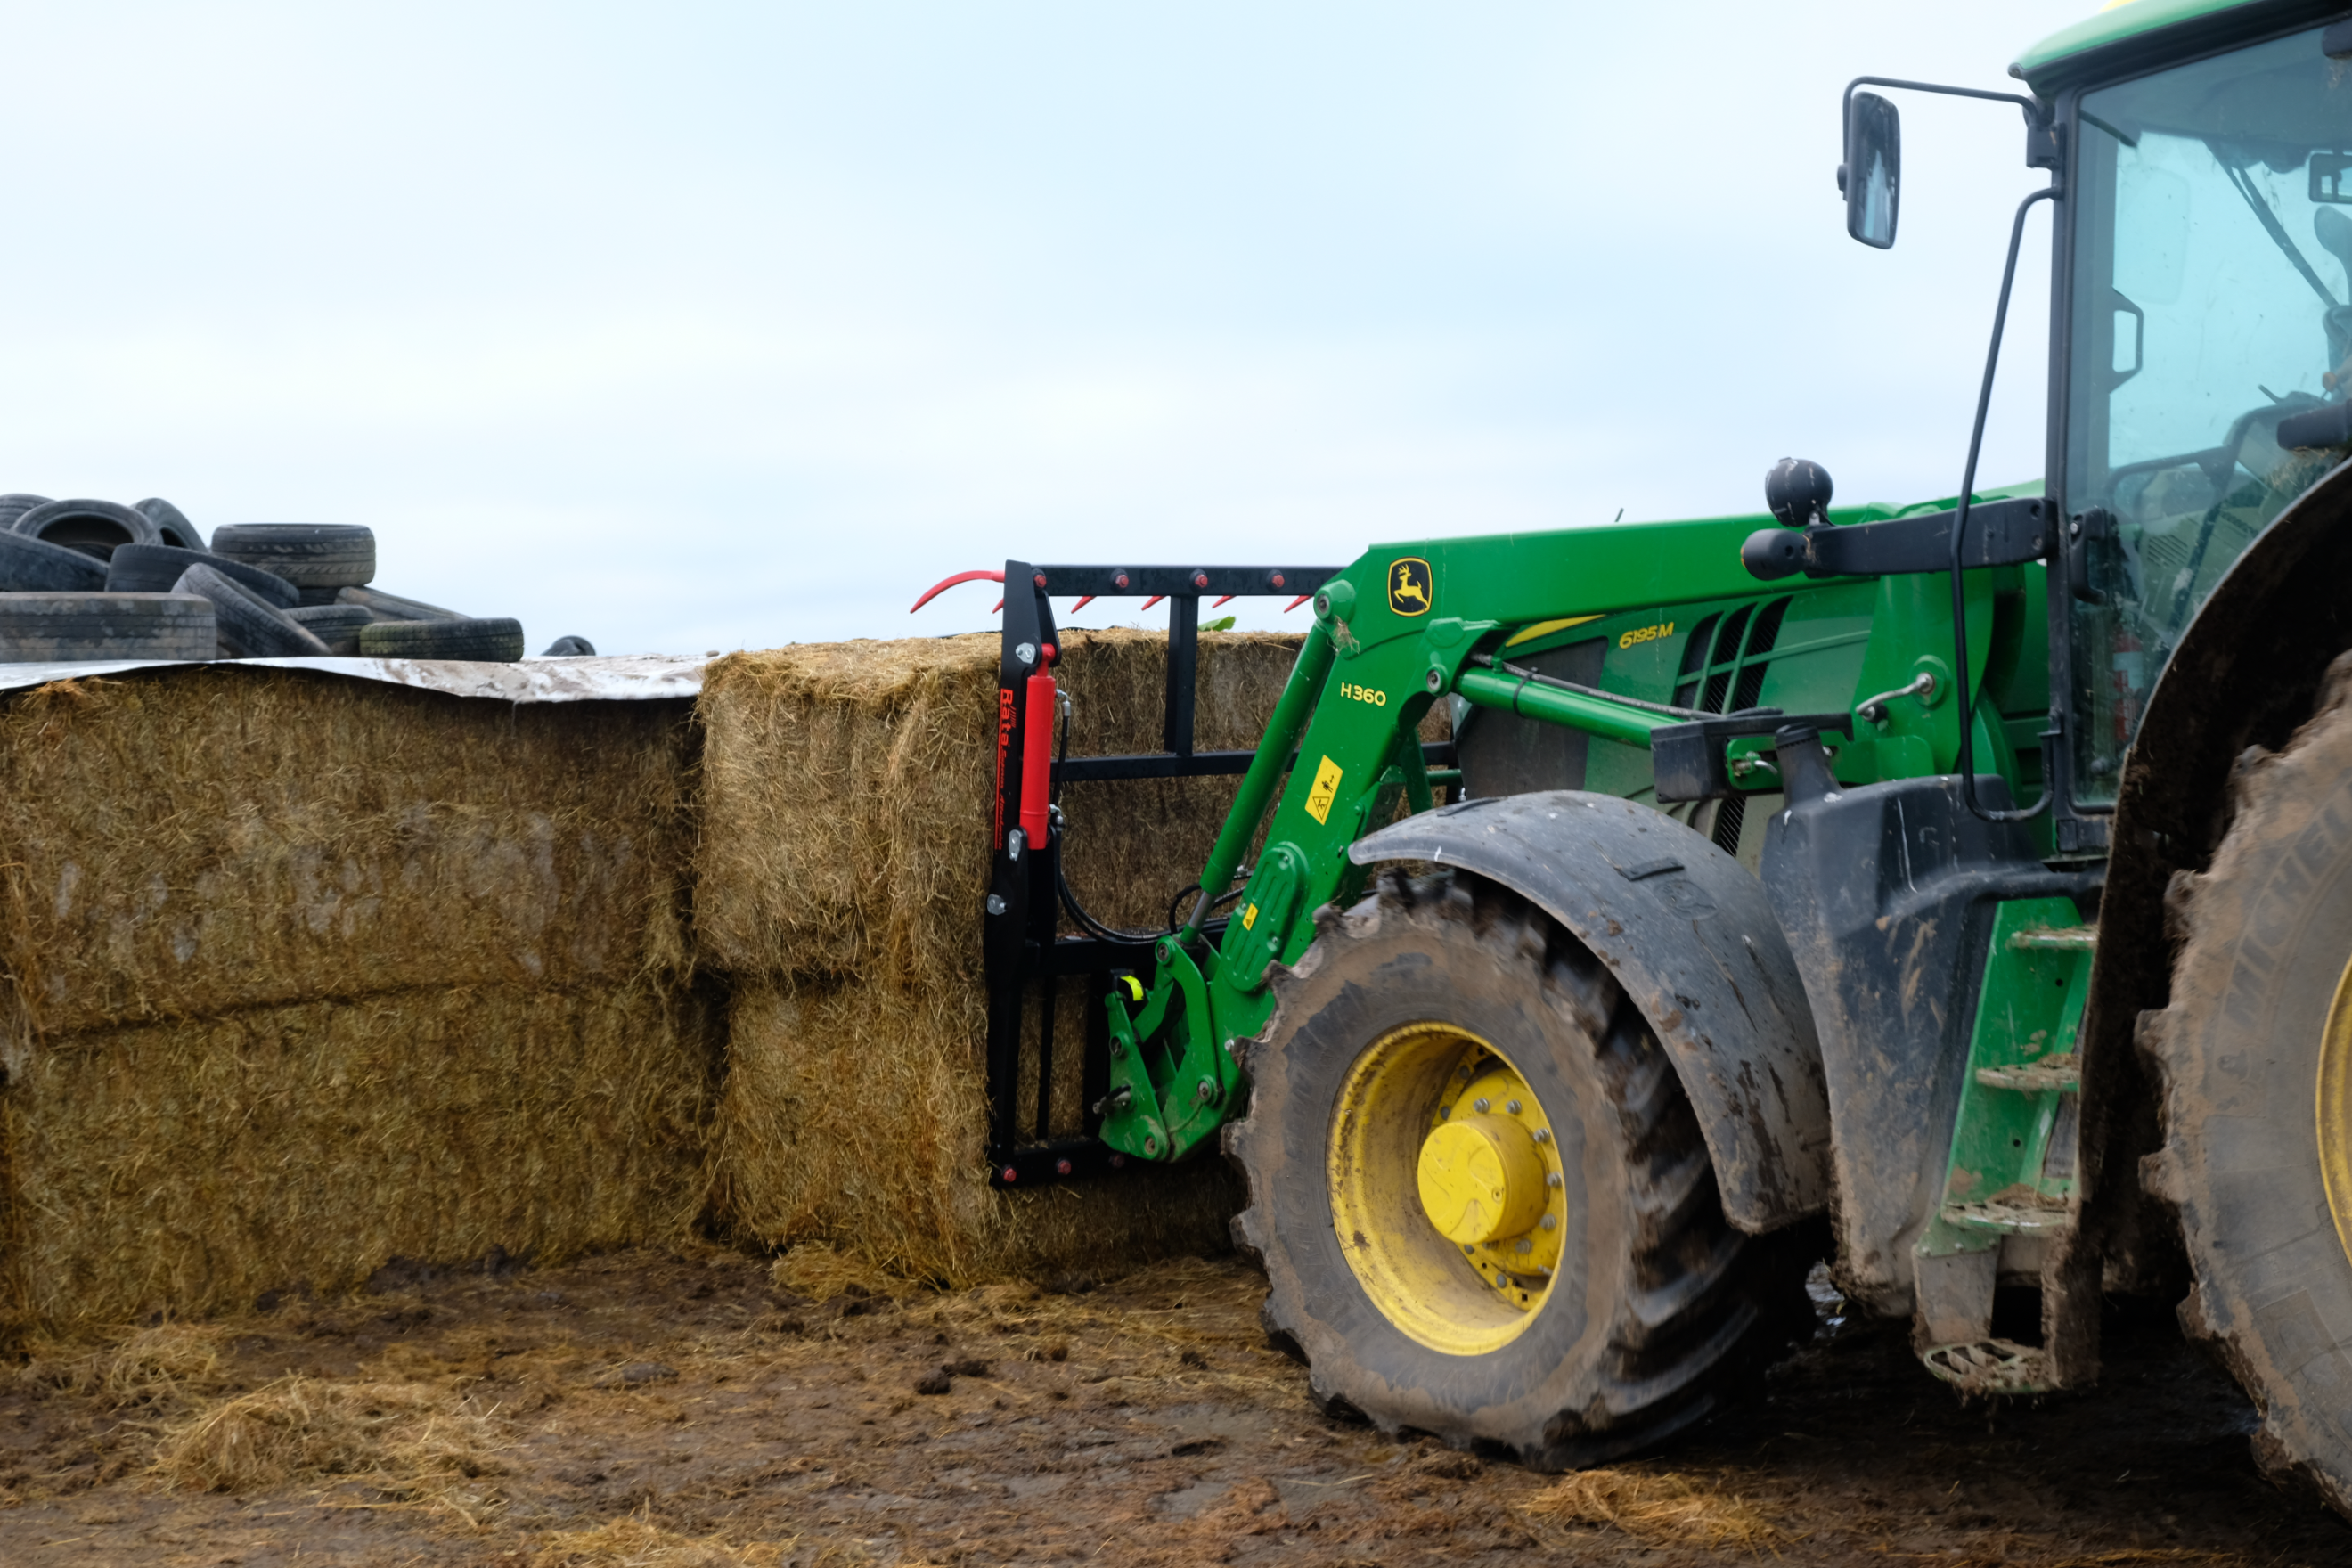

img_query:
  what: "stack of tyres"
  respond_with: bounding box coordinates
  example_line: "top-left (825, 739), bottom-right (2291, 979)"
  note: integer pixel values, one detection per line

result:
top-left (0, 496), bottom-right (598, 663)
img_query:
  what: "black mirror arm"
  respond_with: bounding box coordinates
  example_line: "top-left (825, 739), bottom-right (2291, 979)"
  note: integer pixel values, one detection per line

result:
top-left (1951, 184), bottom-right (2059, 825)
top-left (1841, 76), bottom-right (2058, 173)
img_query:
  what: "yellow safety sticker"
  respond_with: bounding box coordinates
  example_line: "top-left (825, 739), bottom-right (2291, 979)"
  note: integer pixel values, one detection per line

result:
top-left (1119, 976), bottom-right (1144, 1001)
top-left (1305, 755), bottom-right (1344, 824)
top-left (1503, 614), bottom-right (1603, 649)
top-left (1242, 902), bottom-right (1258, 930)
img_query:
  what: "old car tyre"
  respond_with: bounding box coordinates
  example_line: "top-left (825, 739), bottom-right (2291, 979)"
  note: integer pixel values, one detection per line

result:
top-left (0, 529), bottom-right (111, 593)
top-left (133, 498), bottom-right (205, 552)
top-left (172, 564), bottom-right (331, 658)
top-left (2148, 649), bottom-right (2352, 1516)
top-left (107, 544), bottom-right (299, 608)
top-left (0, 592), bottom-right (216, 663)
top-left (540, 634), bottom-right (596, 657)
top-left (209, 523), bottom-right (376, 589)
top-left (0, 494), bottom-right (52, 531)
top-left (1226, 869), bottom-right (1806, 1466)
top-left (336, 584), bottom-right (462, 622)
top-left (357, 617), bottom-right (525, 663)
top-left (286, 603), bottom-right (372, 655)
top-left (14, 498), bottom-right (160, 560)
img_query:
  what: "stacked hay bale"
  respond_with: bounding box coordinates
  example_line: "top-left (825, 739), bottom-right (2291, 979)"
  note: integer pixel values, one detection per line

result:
top-left (0, 667), bottom-right (711, 1337)
top-left (695, 628), bottom-right (1311, 1284)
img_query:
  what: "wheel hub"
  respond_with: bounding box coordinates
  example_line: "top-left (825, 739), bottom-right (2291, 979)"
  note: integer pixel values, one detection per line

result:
top-left (1327, 1025), bottom-right (1566, 1356)
top-left (1417, 1114), bottom-right (1546, 1243)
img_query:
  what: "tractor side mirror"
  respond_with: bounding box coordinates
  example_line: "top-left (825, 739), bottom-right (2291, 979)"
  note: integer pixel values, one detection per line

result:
top-left (1841, 91), bottom-right (1901, 249)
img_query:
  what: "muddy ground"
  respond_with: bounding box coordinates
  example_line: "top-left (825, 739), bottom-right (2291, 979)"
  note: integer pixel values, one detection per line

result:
top-left (0, 1244), bottom-right (2344, 1567)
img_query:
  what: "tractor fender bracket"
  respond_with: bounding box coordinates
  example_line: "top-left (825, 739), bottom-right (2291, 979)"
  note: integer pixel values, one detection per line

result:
top-left (1348, 790), bottom-right (1832, 1234)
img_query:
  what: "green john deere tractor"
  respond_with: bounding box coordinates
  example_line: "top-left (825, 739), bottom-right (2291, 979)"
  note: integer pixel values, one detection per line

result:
top-left (919, 0), bottom-right (2352, 1513)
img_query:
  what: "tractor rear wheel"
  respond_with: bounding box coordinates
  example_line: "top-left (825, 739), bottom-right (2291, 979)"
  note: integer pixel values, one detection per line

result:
top-left (2149, 652), bottom-right (2352, 1515)
top-left (1224, 868), bottom-right (1806, 1466)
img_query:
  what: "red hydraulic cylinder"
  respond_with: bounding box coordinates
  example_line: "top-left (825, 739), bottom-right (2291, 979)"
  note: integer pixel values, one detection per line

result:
top-left (1019, 661), bottom-right (1058, 848)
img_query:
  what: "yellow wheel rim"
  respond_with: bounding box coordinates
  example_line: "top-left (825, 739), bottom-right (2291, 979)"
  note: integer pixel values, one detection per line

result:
top-left (2317, 948), bottom-right (2352, 1267)
top-left (1327, 1023), bottom-right (1565, 1356)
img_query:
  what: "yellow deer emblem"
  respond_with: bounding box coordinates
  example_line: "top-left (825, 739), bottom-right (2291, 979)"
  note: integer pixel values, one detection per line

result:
top-left (1387, 557), bottom-right (1433, 617)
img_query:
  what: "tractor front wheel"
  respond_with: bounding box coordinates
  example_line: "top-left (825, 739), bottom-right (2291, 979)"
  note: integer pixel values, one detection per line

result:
top-left (1224, 868), bottom-right (1804, 1466)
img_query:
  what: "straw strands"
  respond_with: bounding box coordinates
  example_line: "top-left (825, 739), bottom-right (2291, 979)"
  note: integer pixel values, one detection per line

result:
top-left (696, 629), bottom-right (1297, 1283)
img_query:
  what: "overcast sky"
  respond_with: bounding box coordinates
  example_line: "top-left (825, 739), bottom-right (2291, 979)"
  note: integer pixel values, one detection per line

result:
top-left (0, 1), bottom-right (2090, 654)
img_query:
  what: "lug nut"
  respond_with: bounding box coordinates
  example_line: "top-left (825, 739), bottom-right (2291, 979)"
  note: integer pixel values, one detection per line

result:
top-left (1547, 1172), bottom-right (1563, 1188)
top-left (1540, 1213), bottom-right (1557, 1231)
top-left (1532, 1128), bottom-right (1551, 1144)
top-left (1515, 1238), bottom-right (1532, 1254)
top-left (1473, 1097), bottom-right (1490, 1113)
top-left (1506, 1099), bottom-right (1522, 1115)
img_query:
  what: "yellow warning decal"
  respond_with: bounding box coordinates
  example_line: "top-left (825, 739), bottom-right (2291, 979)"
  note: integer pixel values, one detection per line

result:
top-left (1305, 755), bottom-right (1345, 824)
top-left (1503, 614), bottom-right (1603, 649)
top-left (1242, 902), bottom-right (1259, 930)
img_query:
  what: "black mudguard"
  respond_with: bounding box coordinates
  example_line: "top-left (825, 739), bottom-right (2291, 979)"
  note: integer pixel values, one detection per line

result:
top-left (1759, 770), bottom-right (2097, 1317)
top-left (1349, 790), bottom-right (1832, 1234)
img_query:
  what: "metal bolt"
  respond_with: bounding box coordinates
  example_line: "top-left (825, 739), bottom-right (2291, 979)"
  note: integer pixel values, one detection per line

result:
top-left (1056, 1157), bottom-right (1074, 1176)
top-left (1196, 1077), bottom-right (1219, 1105)
top-left (1462, 1244), bottom-right (1474, 1255)
top-left (1540, 1213), bottom-right (1557, 1231)
top-left (1473, 1098), bottom-right (1490, 1113)
top-left (1425, 668), bottom-right (1444, 692)
top-left (1015, 641), bottom-right (1037, 666)
top-left (1515, 1238), bottom-right (1532, 1254)
top-left (1532, 1128), bottom-right (1551, 1144)
top-left (1008, 829), bottom-right (1025, 860)
top-left (1538, 1265), bottom-right (1553, 1278)
top-left (1547, 1172), bottom-right (1563, 1188)
top-left (1506, 1099), bottom-right (1522, 1115)
top-left (1438, 1103), bottom-right (1450, 1119)
top-left (985, 894), bottom-right (1007, 916)
top-left (1458, 1066), bottom-right (1473, 1079)
top-left (1001, 1165), bottom-right (1018, 1182)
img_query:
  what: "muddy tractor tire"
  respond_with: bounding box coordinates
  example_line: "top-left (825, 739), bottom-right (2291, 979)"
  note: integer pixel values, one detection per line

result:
top-left (2148, 651), bottom-right (2352, 1514)
top-left (1225, 868), bottom-right (1805, 1466)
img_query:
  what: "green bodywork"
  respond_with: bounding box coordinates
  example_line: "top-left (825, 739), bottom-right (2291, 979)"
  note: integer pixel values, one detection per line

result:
top-left (1094, 487), bottom-right (2054, 1163)
top-left (2013, 0), bottom-right (2281, 88)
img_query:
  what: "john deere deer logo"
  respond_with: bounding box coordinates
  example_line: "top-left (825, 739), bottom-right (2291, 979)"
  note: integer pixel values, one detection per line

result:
top-left (1388, 557), bottom-right (1433, 617)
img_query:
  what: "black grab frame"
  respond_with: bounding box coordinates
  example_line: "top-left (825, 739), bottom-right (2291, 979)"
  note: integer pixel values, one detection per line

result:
top-left (979, 561), bottom-right (1367, 1188)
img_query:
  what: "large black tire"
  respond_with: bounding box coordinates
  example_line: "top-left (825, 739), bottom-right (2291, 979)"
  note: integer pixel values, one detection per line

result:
top-left (540, 634), bottom-right (596, 657)
top-left (15, 499), bottom-right (160, 560)
top-left (0, 592), bottom-right (215, 662)
top-left (107, 543), bottom-right (299, 608)
top-left (337, 584), bottom-right (462, 622)
top-left (172, 564), bottom-right (330, 658)
top-left (0, 494), bottom-right (51, 531)
top-left (286, 603), bottom-right (372, 654)
top-left (209, 523), bottom-right (376, 589)
top-left (0, 529), bottom-right (109, 593)
top-left (2147, 649), bottom-right (2352, 1516)
top-left (357, 617), bottom-right (524, 662)
top-left (1227, 869), bottom-right (1805, 1466)
top-left (133, 498), bottom-right (205, 552)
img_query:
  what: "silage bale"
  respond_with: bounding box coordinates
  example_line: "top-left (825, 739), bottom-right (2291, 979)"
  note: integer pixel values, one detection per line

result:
top-left (0, 668), bottom-right (696, 1041)
top-left (693, 628), bottom-right (1304, 1284)
top-left (4, 982), bottom-right (717, 1335)
top-left (0, 666), bottom-right (715, 1339)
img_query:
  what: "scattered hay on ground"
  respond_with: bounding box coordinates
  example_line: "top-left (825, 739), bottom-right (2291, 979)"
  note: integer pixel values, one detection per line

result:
top-left (150, 1373), bottom-right (505, 1514)
top-left (15, 1319), bottom-right (233, 1408)
top-left (529, 1514), bottom-right (793, 1567)
top-left (1522, 1467), bottom-right (1784, 1551)
top-left (769, 1240), bottom-right (908, 1300)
